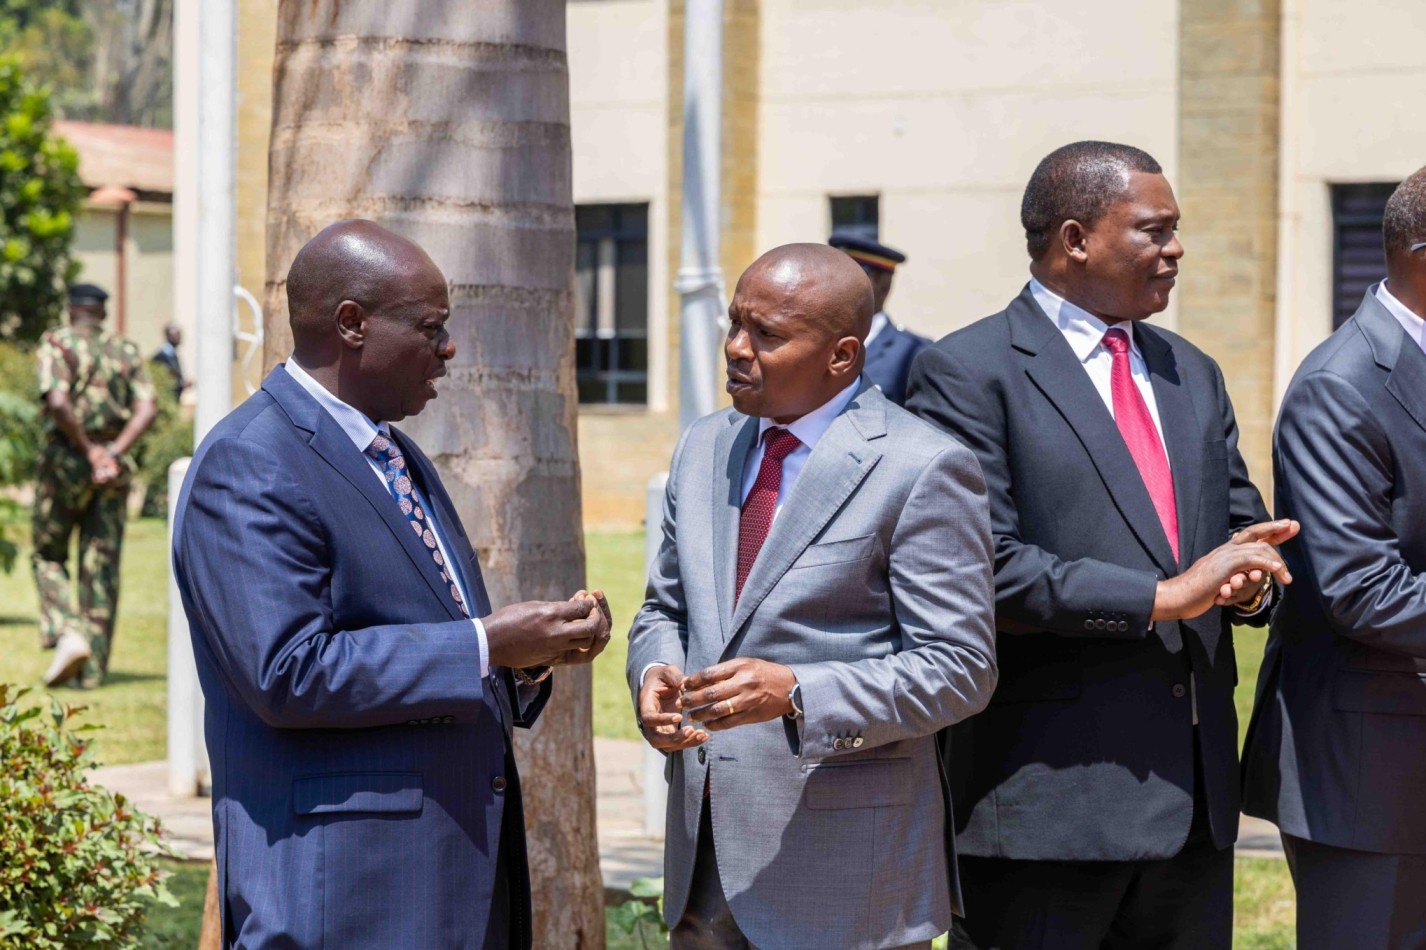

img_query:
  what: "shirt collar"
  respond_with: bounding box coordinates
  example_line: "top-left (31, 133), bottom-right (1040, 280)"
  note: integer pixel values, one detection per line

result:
top-left (756, 377), bottom-right (862, 451)
top-left (865, 311), bottom-right (890, 347)
top-left (1375, 280), bottom-right (1426, 351)
top-left (283, 357), bottom-right (389, 451)
top-left (1029, 277), bottom-right (1141, 364)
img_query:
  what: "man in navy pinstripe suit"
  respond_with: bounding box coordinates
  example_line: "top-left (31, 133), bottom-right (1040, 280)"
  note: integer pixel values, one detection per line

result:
top-left (174, 220), bottom-right (611, 948)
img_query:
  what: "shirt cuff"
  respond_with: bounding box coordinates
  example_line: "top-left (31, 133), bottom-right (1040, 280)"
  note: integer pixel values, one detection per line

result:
top-left (471, 618), bottom-right (490, 679)
top-left (640, 662), bottom-right (669, 686)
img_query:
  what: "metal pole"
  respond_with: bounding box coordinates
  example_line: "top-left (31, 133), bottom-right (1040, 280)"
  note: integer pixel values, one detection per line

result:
top-left (169, 0), bottom-right (233, 796)
top-left (674, 0), bottom-right (726, 432)
top-left (192, 0), bottom-right (235, 444)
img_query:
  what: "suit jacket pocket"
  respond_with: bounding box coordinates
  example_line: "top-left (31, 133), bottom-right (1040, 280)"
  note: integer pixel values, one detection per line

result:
top-left (292, 772), bottom-right (424, 815)
top-left (802, 758), bottom-right (912, 810)
top-left (790, 533), bottom-right (876, 570)
top-left (1333, 670), bottom-right (1426, 716)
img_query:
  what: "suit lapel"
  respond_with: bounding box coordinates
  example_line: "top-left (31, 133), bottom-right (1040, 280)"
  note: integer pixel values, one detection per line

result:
top-left (264, 367), bottom-right (467, 620)
top-left (391, 427), bottom-right (492, 618)
top-left (712, 415), bottom-right (759, 641)
top-left (1354, 290), bottom-right (1426, 434)
top-left (724, 386), bottom-right (885, 644)
top-left (1009, 290), bottom-right (1178, 576)
top-left (1139, 325), bottom-right (1200, 569)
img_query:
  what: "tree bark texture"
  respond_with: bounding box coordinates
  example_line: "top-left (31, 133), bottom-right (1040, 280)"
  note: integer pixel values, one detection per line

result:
top-left (263, 4), bottom-right (601, 947)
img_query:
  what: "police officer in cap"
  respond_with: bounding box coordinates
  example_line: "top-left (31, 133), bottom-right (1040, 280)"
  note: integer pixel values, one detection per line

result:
top-left (32, 282), bottom-right (157, 688)
top-left (828, 232), bottom-right (931, 405)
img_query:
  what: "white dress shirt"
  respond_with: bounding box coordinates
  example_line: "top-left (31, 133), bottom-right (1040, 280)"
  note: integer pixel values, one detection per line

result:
top-left (740, 378), bottom-right (863, 518)
top-left (865, 311), bottom-right (890, 348)
top-left (1030, 278), bottom-right (1169, 460)
top-left (1377, 280), bottom-right (1426, 354)
top-left (284, 359), bottom-right (490, 678)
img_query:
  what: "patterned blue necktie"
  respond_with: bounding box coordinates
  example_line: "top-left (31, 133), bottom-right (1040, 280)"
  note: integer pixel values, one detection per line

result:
top-left (364, 433), bottom-right (468, 617)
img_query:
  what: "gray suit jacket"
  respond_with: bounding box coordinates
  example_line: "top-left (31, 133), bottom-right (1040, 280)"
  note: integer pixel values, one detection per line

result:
top-left (627, 381), bottom-right (998, 950)
top-left (1243, 288), bottom-right (1426, 855)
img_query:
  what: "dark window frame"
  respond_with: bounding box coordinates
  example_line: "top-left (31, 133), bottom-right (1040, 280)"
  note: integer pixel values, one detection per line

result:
top-left (575, 202), bottom-right (650, 406)
top-left (1331, 183), bottom-right (1397, 330)
top-left (829, 194), bottom-right (880, 241)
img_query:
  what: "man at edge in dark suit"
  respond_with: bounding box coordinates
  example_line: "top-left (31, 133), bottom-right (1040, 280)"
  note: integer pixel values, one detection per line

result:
top-left (173, 220), bottom-right (612, 948)
top-left (907, 141), bottom-right (1297, 949)
top-left (1243, 167), bottom-right (1426, 950)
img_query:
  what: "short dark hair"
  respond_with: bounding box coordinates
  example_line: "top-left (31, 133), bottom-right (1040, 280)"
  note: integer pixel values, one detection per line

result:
top-left (1021, 141), bottom-right (1164, 260)
top-left (1383, 168), bottom-right (1426, 257)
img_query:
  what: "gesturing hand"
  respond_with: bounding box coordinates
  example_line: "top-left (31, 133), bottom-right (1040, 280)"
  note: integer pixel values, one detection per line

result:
top-left (678, 658), bottom-right (798, 732)
top-left (483, 591), bottom-right (609, 670)
top-left (637, 665), bottom-right (708, 752)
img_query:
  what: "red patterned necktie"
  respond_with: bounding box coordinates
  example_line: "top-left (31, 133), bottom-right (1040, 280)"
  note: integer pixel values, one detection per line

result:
top-left (736, 427), bottom-right (802, 601)
top-left (1102, 329), bottom-right (1179, 562)
top-left (364, 434), bottom-right (469, 616)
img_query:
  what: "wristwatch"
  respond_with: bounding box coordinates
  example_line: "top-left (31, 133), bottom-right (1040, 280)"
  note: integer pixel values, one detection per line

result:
top-left (512, 666), bottom-right (552, 686)
top-left (785, 683), bottom-right (804, 721)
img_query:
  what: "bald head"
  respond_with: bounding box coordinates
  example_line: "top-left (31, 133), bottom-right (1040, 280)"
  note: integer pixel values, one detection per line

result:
top-left (286, 219), bottom-right (442, 353)
top-left (724, 244), bottom-right (874, 422)
top-left (283, 220), bottom-right (456, 423)
top-left (737, 243), bottom-right (875, 342)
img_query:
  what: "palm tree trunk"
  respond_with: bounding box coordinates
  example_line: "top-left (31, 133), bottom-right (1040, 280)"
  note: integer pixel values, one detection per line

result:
top-left (259, 3), bottom-right (602, 946)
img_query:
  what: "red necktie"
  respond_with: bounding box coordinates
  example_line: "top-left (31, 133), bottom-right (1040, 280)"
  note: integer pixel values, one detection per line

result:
top-left (1102, 329), bottom-right (1179, 562)
top-left (736, 428), bottom-right (802, 601)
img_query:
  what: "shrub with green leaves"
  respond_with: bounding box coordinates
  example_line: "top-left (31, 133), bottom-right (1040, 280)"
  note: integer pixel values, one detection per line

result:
top-left (0, 56), bottom-right (83, 343)
top-left (0, 684), bottom-right (176, 948)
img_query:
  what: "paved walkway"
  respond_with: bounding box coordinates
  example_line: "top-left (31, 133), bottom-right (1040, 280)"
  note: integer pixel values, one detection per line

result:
top-left (90, 736), bottom-right (667, 891)
top-left (92, 737), bottom-right (1283, 892)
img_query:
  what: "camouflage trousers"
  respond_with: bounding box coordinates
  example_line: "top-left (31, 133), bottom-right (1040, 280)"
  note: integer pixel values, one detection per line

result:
top-left (31, 441), bottom-right (133, 685)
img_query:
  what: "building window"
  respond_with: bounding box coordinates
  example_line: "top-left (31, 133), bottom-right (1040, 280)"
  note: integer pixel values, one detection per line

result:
top-left (830, 195), bottom-right (879, 241)
top-left (1331, 183), bottom-right (1396, 329)
top-left (575, 203), bottom-right (649, 405)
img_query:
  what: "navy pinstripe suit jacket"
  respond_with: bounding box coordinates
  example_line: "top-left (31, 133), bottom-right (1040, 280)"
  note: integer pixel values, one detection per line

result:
top-left (174, 366), bottom-right (549, 948)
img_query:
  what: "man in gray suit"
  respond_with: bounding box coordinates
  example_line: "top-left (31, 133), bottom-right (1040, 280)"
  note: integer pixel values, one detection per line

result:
top-left (1243, 168), bottom-right (1426, 949)
top-left (627, 244), bottom-right (998, 950)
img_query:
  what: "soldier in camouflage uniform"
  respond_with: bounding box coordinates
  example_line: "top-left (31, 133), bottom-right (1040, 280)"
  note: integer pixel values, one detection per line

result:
top-left (33, 283), bottom-right (157, 688)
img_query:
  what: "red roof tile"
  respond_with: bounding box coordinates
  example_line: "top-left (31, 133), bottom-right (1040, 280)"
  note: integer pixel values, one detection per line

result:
top-left (53, 120), bottom-right (174, 196)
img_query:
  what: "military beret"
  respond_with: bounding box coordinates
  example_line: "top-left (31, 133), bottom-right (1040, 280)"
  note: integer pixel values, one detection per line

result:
top-left (828, 233), bottom-right (906, 273)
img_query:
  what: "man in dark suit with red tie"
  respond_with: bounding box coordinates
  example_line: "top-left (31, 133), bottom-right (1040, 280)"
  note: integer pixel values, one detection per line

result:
top-left (908, 141), bottom-right (1297, 949)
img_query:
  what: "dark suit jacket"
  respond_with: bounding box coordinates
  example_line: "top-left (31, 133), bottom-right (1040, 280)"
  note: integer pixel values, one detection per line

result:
top-left (151, 345), bottom-right (184, 397)
top-left (906, 285), bottom-right (1270, 861)
top-left (173, 366), bottom-right (550, 948)
top-left (1243, 288), bottom-right (1426, 856)
top-left (864, 318), bottom-right (931, 407)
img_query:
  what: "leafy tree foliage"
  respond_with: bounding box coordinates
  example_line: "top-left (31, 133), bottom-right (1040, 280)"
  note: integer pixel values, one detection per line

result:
top-left (0, 685), bottom-right (177, 947)
top-left (0, 58), bottom-right (83, 343)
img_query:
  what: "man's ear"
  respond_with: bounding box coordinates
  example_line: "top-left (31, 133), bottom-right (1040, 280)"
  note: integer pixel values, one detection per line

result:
top-left (1060, 219), bottom-right (1089, 264)
top-left (830, 335), bottom-right (862, 377)
top-left (334, 300), bottom-right (366, 349)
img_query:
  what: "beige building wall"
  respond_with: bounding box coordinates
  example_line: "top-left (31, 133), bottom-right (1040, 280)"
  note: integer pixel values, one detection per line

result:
top-left (756, 0), bottom-right (1181, 338)
top-left (569, 0), bottom-right (679, 530)
top-left (1274, 0), bottom-right (1426, 402)
top-left (72, 203), bottom-right (175, 355)
top-left (236, 0), bottom-right (279, 397)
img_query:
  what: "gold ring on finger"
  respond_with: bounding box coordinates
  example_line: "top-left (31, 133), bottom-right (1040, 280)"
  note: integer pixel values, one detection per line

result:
top-left (724, 699), bottom-right (735, 716)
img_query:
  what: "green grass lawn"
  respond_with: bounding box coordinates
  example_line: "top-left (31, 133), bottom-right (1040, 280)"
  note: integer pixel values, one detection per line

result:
top-left (1, 519), bottom-right (1295, 946)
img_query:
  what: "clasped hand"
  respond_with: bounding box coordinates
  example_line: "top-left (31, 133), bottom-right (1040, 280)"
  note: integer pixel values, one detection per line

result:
top-left (1153, 519), bottom-right (1301, 621)
top-left (637, 657), bottom-right (797, 752)
top-left (483, 589), bottom-right (612, 670)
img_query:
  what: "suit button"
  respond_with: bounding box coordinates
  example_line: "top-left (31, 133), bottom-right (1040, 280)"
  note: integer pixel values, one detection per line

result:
top-left (833, 738), bottom-right (844, 751)
top-left (1083, 619), bottom-right (1095, 630)
top-left (1118, 621), bottom-right (1129, 633)
top-left (1172, 683), bottom-right (1187, 698)
top-left (492, 776), bottom-right (507, 793)
top-left (852, 737), bottom-right (864, 749)
top-left (697, 747), bottom-right (707, 764)
top-left (1094, 619), bottom-right (1107, 630)
top-left (406, 720), bottom-right (419, 726)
